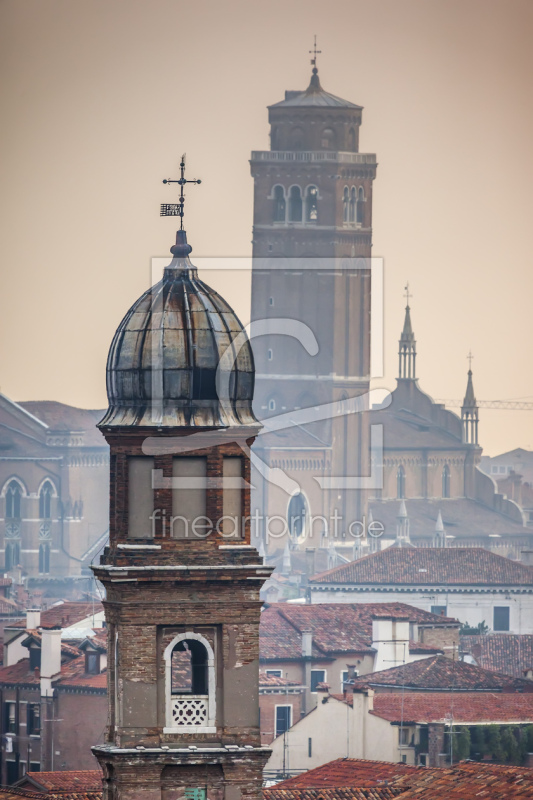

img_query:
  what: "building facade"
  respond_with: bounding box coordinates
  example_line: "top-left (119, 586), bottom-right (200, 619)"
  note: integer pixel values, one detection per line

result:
top-left (0, 394), bottom-right (109, 597)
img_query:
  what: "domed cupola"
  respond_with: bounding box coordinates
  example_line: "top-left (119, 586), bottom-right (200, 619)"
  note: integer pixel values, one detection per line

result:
top-left (99, 230), bottom-right (257, 429)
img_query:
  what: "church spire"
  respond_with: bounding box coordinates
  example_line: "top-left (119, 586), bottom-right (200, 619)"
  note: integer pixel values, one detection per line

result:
top-left (398, 284), bottom-right (417, 379)
top-left (306, 35), bottom-right (323, 92)
top-left (433, 510), bottom-right (446, 548)
top-left (395, 499), bottom-right (411, 546)
top-left (461, 352), bottom-right (479, 445)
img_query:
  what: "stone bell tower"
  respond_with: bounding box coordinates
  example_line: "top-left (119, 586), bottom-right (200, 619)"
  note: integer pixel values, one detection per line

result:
top-left (249, 60), bottom-right (378, 549)
top-left (92, 221), bottom-right (273, 798)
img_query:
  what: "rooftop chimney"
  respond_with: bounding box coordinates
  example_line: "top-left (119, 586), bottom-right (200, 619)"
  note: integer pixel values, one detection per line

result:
top-left (40, 629), bottom-right (62, 697)
top-left (301, 628), bottom-right (313, 658)
top-left (25, 608), bottom-right (41, 630)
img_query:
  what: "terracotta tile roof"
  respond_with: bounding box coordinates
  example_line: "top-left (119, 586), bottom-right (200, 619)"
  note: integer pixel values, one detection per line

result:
top-left (9, 602), bottom-right (103, 630)
top-left (264, 788), bottom-right (401, 800)
top-left (275, 757), bottom-right (418, 788)
top-left (259, 672), bottom-right (304, 688)
top-left (460, 634), bottom-right (533, 678)
top-left (260, 603), bottom-right (458, 661)
top-left (392, 761), bottom-right (533, 799)
top-left (310, 547), bottom-right (533, 586)
top-left (23, 771), bottom-right (102, 792)
top-left (350, 655), bottom-right (533, 692)
top-left (0, 655), bottom-right (106, 691)
top-left (371, 691), bottom-right (533, 723)
top-left (0, 791), bottom-right (43, 799)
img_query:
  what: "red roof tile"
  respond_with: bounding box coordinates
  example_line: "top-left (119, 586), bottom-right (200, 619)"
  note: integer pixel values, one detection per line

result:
top-left (311, 548), bottom-right (533, 586)
top-left (393, 761), bottom-right (533, 799)
top-left (259, 672), bottom-right (304, 688)
top-left (23, 770), bottom-right (102, 792)
top-left (275, 758), bottom-right (418, 789)
top-left (371, 691), bottom-right (533, 723)
top-left (18, 401), bottom-right (106, 448)
top-left (460, 634), bottom-right (533, 678)
top-left (9, 602), bottom-right (103, 630)
top-left (264, 789), bottom-right (401, 800)
top-left (0, 655), bottom-right (106, 691)
top-left (350, 654), bottom-right (533, 692)
top-left (260, 603), bottom-right (458, 661)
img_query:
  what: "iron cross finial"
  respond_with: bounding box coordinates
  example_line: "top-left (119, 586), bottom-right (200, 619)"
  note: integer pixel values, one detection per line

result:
top-left (404, 282), bottom-right (412, 306)
top-left (161, 154), bottom-right (202, 230)
top-left (309, 35), bottom-right (321, 68)
top-left (467, 351), bottom-right (474, 370)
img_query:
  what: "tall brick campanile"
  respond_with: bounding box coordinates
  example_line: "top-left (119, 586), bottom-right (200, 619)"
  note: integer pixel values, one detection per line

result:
top-left (250, 65), bottom-right (377, 549)
top-left (92, 229), bottom-right (273, 799)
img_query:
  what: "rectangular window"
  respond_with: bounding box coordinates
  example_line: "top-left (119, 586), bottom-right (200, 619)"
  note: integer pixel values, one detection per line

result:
top-left (266, 669), bottom-right (282, 678)
top-left (308, 737), bottom-right (312, 757)
top-left (493, 606), bottom-right (510, 632)
top-left (128, 457), bottom-right (155, 539)
top-left (222, 457), bottom-right (242, 538)
top-left (86, 652), bottom-right (100, 675)
top-left (399, 727), bottom-right (410, 746)
top-left (29, 647), bottom-right (41, 671)
top-left (5, 702), bottom-right (16, 734)
top-left (341, 669), bottom-right (358, 687)
top-left (431, 605), bottom-right (447, 617)
top-left (6, 760), bottom-right (18, 784)
top-left (27, 704), bottom-right (40, 736)
top-left (172, 457), bottom-right (207, 539)
top-left (310, 669), bottom-right (326, 692)
top-left (275, 705), bottom-right (292, 737)
top-left (29, 763), bottom-right (41, 773)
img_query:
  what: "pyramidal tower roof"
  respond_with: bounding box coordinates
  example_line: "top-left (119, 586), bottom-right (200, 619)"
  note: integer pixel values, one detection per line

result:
top-left (269, 66), bottom-right (362, 109)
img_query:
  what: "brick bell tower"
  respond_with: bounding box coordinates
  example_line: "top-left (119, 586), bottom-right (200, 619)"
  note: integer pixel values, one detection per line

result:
top-left (92, 222), bottom-right (273, 799)
top-left (249, 60), bottom-right (378, 548)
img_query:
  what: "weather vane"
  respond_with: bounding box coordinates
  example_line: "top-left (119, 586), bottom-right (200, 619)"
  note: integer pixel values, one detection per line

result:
top-left (404, 283), bottom-right (412, 305)
top-left (161, 155), bottom-right (202, 230)
top-left (309, 35), bottom-right (321, 68)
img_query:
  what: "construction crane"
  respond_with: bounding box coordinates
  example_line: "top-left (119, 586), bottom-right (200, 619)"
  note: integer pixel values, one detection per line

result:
top-left (435, 399), bottom-right (533, 410)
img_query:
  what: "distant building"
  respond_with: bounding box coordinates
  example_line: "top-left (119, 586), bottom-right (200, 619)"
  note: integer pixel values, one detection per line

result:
top-left (0, 604), bottom-right (106, 784)
top-left (260, 602), bottom-right (460, 714)
top-left (259, 672), bottom-right (305, 745)
top-left (460, 632), bottom-right (533, 677)
top-left (309, 547), bottom-right (533, 633)
top-left (480, 448), bottom-right (533, 526)
top-left (0, 394), bottom-right (109, 597)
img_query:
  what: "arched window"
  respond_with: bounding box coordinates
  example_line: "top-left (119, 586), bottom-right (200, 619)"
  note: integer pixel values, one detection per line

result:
top-left (321, 128), bottom-right (336, 149)
top-left (273, 185), bottom-right (286, 222)
top-left (164, 632), bottom-right (215, 732)
top-left (268, 398), bottom-right (276, 412)
top-left (305, 186), bottom-right (318, 222)
top-left (349, 187), bottom-right (356, 223)
top-left (343, 187), bottom-right (349, 222)
top-left (288, 492), bottom-right (308, 542)
top-left (39, 481), bottom-right (53, 519)
top-left (39, 543), bottom-right (50, 574)
top-left (5, 481), bottom-right (22, 519)
top-left (288, 186), bottom-right (303, 222)
top-left (397, 466), bottom-right (406, 499)
top-left (267, 349), bottom-right (273, 361)
top-left (348, 127), bottom-right (356, 151)
top-left (5, 541), bottom-right (20, 571)
top-left (442, 464), bottom-right (451, 498)
top-left (356, 187), bottom-right (364, 225)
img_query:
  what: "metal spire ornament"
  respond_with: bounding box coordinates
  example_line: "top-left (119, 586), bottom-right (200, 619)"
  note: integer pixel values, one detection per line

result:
top-left (160, 154), bottom-right (202, 230)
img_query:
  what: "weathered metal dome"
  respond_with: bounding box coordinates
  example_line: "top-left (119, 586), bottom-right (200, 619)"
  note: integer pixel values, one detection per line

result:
top-left (99, 231), bottom-right (256, 428)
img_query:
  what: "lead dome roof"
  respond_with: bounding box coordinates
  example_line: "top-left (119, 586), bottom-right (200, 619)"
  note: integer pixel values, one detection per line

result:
top-left (99, 231), bottom-right (257, 429)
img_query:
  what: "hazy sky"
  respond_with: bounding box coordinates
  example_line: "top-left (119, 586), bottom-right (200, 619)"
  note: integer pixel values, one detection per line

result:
top-left (1, 0), bottom-right (532, 455)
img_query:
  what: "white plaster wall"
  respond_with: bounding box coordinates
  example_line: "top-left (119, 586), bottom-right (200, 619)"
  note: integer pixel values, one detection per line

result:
top-left (310, 589), bottom-right (533, 634)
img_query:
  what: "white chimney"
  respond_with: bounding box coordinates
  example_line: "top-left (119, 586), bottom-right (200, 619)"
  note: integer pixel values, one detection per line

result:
top-left (40, 629), bottom-right (62, 697)
top-left (26, 608), bottom-right (41, 630)
top-left (301, 628), bottom-right (313, 658)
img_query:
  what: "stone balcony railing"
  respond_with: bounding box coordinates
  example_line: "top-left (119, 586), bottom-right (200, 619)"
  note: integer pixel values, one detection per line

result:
top-left (250, 150), bottom-right (376, 164)
top-left (170, 695), bottom-right (209, 727)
